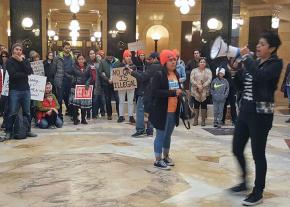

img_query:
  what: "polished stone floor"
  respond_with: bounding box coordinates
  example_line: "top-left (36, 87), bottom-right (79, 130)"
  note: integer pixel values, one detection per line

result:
top-left (0, 112), bottom-right (289, 207)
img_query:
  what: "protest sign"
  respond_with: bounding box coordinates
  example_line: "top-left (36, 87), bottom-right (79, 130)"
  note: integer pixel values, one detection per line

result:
top-left (112, 67), bottom-right (137, 91)
top-left (29, 75), bottom-right (47, 101)
top-left (30, 60), bottom-right (45, 76)
top-left (2, 73), bottom-right (47, 101)
top-left (75, 85), bottom-right (93, 100)
top-left (128, 41), bottom-right (146, 51)
top-left (1, 72), bottom-right (9, 96)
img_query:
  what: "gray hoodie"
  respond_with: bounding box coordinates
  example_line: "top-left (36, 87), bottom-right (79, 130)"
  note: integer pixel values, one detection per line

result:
top-left (210, 77), bottom-right (229, 102)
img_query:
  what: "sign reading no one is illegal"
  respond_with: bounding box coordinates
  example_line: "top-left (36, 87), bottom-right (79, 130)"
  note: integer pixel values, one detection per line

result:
top-left (112, 67), bottom-right (137, 91)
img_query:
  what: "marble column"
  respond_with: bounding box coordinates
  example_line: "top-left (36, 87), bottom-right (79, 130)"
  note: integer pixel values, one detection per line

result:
top-left (10, 0), bottom-right (42, 57)
top-left (107, 0), bottom-right (136, 60)
top-left (200, 0), bottom-right (233, 60)
top-left (0, 0), bottom-right (9, 48)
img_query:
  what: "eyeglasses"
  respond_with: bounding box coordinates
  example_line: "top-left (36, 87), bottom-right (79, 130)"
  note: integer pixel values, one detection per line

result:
top-left (1, 56), bottom-right (7, 58)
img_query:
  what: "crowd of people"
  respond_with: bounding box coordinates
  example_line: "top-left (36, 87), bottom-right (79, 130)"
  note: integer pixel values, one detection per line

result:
top-left (0, 30), bottom-right (289, 206)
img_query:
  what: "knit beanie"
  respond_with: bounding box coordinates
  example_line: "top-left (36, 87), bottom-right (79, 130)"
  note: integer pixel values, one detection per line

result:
top-left (11, 43), bottom-right (23, 52)
top-left (160, 50), bottom-right (176, 66)
top-left (216, 67), bottom-right (225, 76)
top-left (137, 50), bottom-right (145, 56)
top-left (123, 50), bottom-right (132, 58)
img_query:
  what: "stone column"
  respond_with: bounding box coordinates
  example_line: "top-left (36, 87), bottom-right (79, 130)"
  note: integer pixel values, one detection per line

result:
top-left (10, 0), bottom-right (42, 57)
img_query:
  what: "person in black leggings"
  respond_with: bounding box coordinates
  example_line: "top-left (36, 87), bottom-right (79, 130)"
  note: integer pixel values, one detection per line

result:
top-left (229, 31), bottom-right (283, 206)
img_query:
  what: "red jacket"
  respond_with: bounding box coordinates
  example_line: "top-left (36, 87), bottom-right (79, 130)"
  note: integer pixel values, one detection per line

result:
top-left (36, 96), bottom-right (58, 122)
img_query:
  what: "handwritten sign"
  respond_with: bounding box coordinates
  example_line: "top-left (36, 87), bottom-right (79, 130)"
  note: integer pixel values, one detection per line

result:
top-left (2, 73), bottom-right (47, 101)
top-left (112, 67), bottom-right (137, 91)
top-left (30, 60), bottom-right (45, 76)
top-left (128, 41), bottom-right (146, 51)
top-left (1, 72), bottom-right (9, 96)
top-left (29, 75), bottom-right (47, 101)
top-left (75, 85), bottom-right (93, 99)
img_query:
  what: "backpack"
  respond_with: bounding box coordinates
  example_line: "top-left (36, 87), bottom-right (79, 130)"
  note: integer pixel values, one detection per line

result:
top-left (179, 91), bottom-right (194, 129)
top-left (13, 111), bottom-right (30, 139)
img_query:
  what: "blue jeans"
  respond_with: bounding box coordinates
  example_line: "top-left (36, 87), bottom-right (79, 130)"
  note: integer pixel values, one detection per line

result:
top-left (136, 96), bottom-right (153, 132)
top-left (92, 94), bottom-right (106, 117)
top-left (55, 80), bottom-right (71, 116)
top-left (39, 115), bottom-right (63, 129)
top-left (154, 113), bottom-right (176, 158)
top-left (6, 90), bottom-right (31, 133)
top-left (287, 86), bottom-right (290, 103)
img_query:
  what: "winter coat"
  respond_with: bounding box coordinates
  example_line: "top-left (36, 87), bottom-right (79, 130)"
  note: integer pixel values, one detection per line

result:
top-left (51, 52), bottom-right (75, 88)
top-left (176, 62), bottom-right (186, 83)
top-left (190, 68), bottom-right (212, 102)
top-left (6, 57), bottom-right (33, 91)
top-left (131, 62), bottom-right (161, 95)
top-left (149, 67), bottom-right (181, 130)
top-left (69, 64), bottom-right (91, 88)
top-left (210, 77), bottom-right (229, 102)
top-left (133, 58), bottom-right (146, 96)
top-left (35, 94), bottom-right (59, 121)
top-left (235, 54), bottom-right (283, 114)
top-left (43, 59), bottom-right (54, 84)
top-left (87, 60), bottom-right (103, 96)
top-left (99, 58), bottom-right (120, 87)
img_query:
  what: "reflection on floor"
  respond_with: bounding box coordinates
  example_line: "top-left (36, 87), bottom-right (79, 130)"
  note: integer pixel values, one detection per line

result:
top-left (0, 115), bottom-right (289, 207)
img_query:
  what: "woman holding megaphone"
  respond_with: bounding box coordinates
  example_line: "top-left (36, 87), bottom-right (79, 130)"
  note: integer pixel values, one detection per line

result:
top-left (229, 31), bottom-right (283, 206)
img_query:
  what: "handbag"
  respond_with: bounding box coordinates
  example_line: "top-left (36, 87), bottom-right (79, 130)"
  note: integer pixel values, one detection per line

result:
top-left (180, 91), bottom-right (195, 129)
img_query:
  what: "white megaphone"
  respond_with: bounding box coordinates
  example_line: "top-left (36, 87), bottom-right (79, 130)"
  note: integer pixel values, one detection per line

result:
top-left (210, 36), bottom-right (240, 60)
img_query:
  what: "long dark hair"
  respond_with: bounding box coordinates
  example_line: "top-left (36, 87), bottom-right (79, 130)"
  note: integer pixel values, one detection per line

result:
top-left (0, 51), bottom-right (9, 66)
top-left (76, 54), bottom-right (87, 67)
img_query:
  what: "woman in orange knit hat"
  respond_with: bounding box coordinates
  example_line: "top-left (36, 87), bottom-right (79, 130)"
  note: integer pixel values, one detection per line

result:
top-left (117, 50), bottom-right (137, 123)
top-left (149, 50), bottom-right (182, 170)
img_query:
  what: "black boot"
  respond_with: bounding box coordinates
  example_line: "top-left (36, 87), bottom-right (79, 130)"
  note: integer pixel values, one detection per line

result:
top-left (73, 106), bottom-right (79, 125)
top-left (81, 109), bottom-right (88, 124)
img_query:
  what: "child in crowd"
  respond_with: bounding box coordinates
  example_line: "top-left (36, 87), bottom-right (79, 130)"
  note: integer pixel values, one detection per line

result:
top-left (69, 54), bottom-right (91, 125)
top-left (210, 67), bottom-right (229, 128)
top-left (36, 82), bottom-right (63, 129)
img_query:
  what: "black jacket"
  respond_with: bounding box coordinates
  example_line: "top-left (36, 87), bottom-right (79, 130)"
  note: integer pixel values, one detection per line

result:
top-left (70, 64), bottom-right (91, 88)
top-left (43, 60), bottom-right (54, 84)
top-left (133, 58), bottom-right (146, 96)
top-left (131, 62), bottom-right (160, 96)
top-left (149, 67), bottom-right (181, 130)
top-left (235, 55), bottom-right (283, 106)
top-left (6, 57), bottom-right (33, 91)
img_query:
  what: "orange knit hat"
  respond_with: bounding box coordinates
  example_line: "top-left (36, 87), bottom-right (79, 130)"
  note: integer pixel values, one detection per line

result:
top-left (160, 50), bottom-right (177, 65)
top-left (123, 50), bottom-right (132, 58)
top-left (137, 50), bottom-right (145, 56)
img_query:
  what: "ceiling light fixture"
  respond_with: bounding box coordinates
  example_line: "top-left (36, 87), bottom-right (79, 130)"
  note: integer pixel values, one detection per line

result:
top-left (174, 0), bottom-right (196, 15)
top-left (22, 17), bottom-right (33, 29)
top-left (65, 0), bottom-right (85, 14)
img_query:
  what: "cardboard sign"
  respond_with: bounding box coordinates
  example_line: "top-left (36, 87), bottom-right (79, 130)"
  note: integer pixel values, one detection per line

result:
top-left (2, 73), bottom-right (47, 101)
top-left (75, 85), bottom-right (93, 100)
top-left (112, 67), bottom-right (137, 91)
top-left (30, 60), bottom-right (45, 76)
top-left (29, 75), bottom-right (47, 101)
top-left (128, 41), bottom-right (146, 51)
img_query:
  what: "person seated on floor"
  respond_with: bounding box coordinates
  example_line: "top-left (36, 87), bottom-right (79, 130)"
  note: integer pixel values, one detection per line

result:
top-left (36, 82), bottom-right (63, 129)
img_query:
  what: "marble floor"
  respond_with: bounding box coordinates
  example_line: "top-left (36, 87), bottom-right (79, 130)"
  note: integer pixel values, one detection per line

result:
top-left (0, 113), bottom-right (289, 207)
